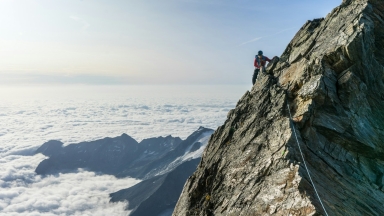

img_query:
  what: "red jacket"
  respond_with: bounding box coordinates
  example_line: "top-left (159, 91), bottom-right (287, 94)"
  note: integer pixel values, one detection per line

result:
top-left (254, 55), bottom-right (271, 68)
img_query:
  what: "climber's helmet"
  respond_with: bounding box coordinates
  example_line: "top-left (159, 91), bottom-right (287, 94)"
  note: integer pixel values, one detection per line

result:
top-left (258, 50), bottom-right (263, 56)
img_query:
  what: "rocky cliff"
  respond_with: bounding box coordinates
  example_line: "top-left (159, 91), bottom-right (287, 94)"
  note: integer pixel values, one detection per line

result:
top-left (173, 0), bottom-right (384, 215)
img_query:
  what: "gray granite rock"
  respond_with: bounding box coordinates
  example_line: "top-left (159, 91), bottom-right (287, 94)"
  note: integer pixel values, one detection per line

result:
top-left (173, 0), bottom-right (384, 215)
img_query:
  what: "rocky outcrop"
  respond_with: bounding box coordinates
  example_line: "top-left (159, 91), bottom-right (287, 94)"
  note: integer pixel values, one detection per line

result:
top-left (173, 1), bottom-right (384, 215)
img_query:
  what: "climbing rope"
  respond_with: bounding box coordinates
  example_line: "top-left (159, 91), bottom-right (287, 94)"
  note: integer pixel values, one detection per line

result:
top-left (286, 103), bottom-right (329, 216)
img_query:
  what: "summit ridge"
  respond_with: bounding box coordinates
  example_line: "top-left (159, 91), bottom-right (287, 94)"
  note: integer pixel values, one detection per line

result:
top-left (173, 0), bottom-right (384, 215)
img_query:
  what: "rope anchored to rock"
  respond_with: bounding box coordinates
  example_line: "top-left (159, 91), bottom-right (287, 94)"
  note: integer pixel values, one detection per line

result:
top-left (286, 102), bottom-right (329, 216)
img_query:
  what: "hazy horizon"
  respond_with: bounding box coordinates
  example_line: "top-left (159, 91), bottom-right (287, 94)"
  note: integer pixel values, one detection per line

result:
top-left (1, 0), bottom-right (341, 86)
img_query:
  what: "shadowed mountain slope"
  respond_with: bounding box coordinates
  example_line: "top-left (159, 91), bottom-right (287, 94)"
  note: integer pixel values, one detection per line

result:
top-left (110, 158), bottom-right (200, 216)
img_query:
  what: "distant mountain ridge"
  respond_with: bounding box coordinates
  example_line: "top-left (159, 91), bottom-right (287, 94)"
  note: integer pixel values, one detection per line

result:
top-left (34, 126), bottom-right (214, 216)
top-left (35, 133), bottom-right (182, 178)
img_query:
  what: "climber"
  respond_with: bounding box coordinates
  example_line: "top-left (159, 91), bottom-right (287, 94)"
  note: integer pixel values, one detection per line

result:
top-left (252, 50), bottom-right (272, 85)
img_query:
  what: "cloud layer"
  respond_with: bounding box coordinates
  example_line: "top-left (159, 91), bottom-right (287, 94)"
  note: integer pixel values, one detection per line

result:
top-left (0, 85), bottom-right (243, 215)
top-left (0, 85), bottom-right (245, 152)
top-left (0, 154), bottom-right (140, 216)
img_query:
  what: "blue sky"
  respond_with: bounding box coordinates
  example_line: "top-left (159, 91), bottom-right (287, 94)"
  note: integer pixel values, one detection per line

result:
top-left (0, 0), bottom-right (341, 85)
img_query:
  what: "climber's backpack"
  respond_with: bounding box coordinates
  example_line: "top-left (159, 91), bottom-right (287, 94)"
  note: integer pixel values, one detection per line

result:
top-left (255, 55), bottom-right (267, 67)
top-left (255, 55), bottom-right (267, 73)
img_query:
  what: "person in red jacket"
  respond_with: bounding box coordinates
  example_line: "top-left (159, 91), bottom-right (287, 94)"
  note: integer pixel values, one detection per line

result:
top-left (252, 50), bottom-right (272, 85)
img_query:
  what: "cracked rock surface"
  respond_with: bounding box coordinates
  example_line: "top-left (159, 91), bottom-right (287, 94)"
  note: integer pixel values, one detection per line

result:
top-left (173, 0), bottom-right (384, 215)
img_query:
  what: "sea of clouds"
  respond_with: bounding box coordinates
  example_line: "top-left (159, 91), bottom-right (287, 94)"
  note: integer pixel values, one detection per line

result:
top-left (0, 85), bottom-right (248, 215)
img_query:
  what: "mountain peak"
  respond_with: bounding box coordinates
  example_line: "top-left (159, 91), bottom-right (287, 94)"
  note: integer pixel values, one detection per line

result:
top-left (174, 1), bottom-right (384, 215)
top-left (35, 140), bottom-right (64, 157)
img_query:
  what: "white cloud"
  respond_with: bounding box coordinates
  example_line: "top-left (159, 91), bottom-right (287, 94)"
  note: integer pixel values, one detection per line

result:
top-left (0, 85), bottom-right (244, 215)
top-left (238, 37), bottom-right (262, 46)
top-left (0, 154), bottom-right (140, 216)
top-left (0, 85), bottom-right (244, 149)
top-left (238, 27), bottom-right (298, 46)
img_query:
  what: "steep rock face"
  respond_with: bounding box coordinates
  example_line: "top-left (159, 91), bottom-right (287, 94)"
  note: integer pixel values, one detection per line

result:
top-left (174, 1), bottom-right (384, 216)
